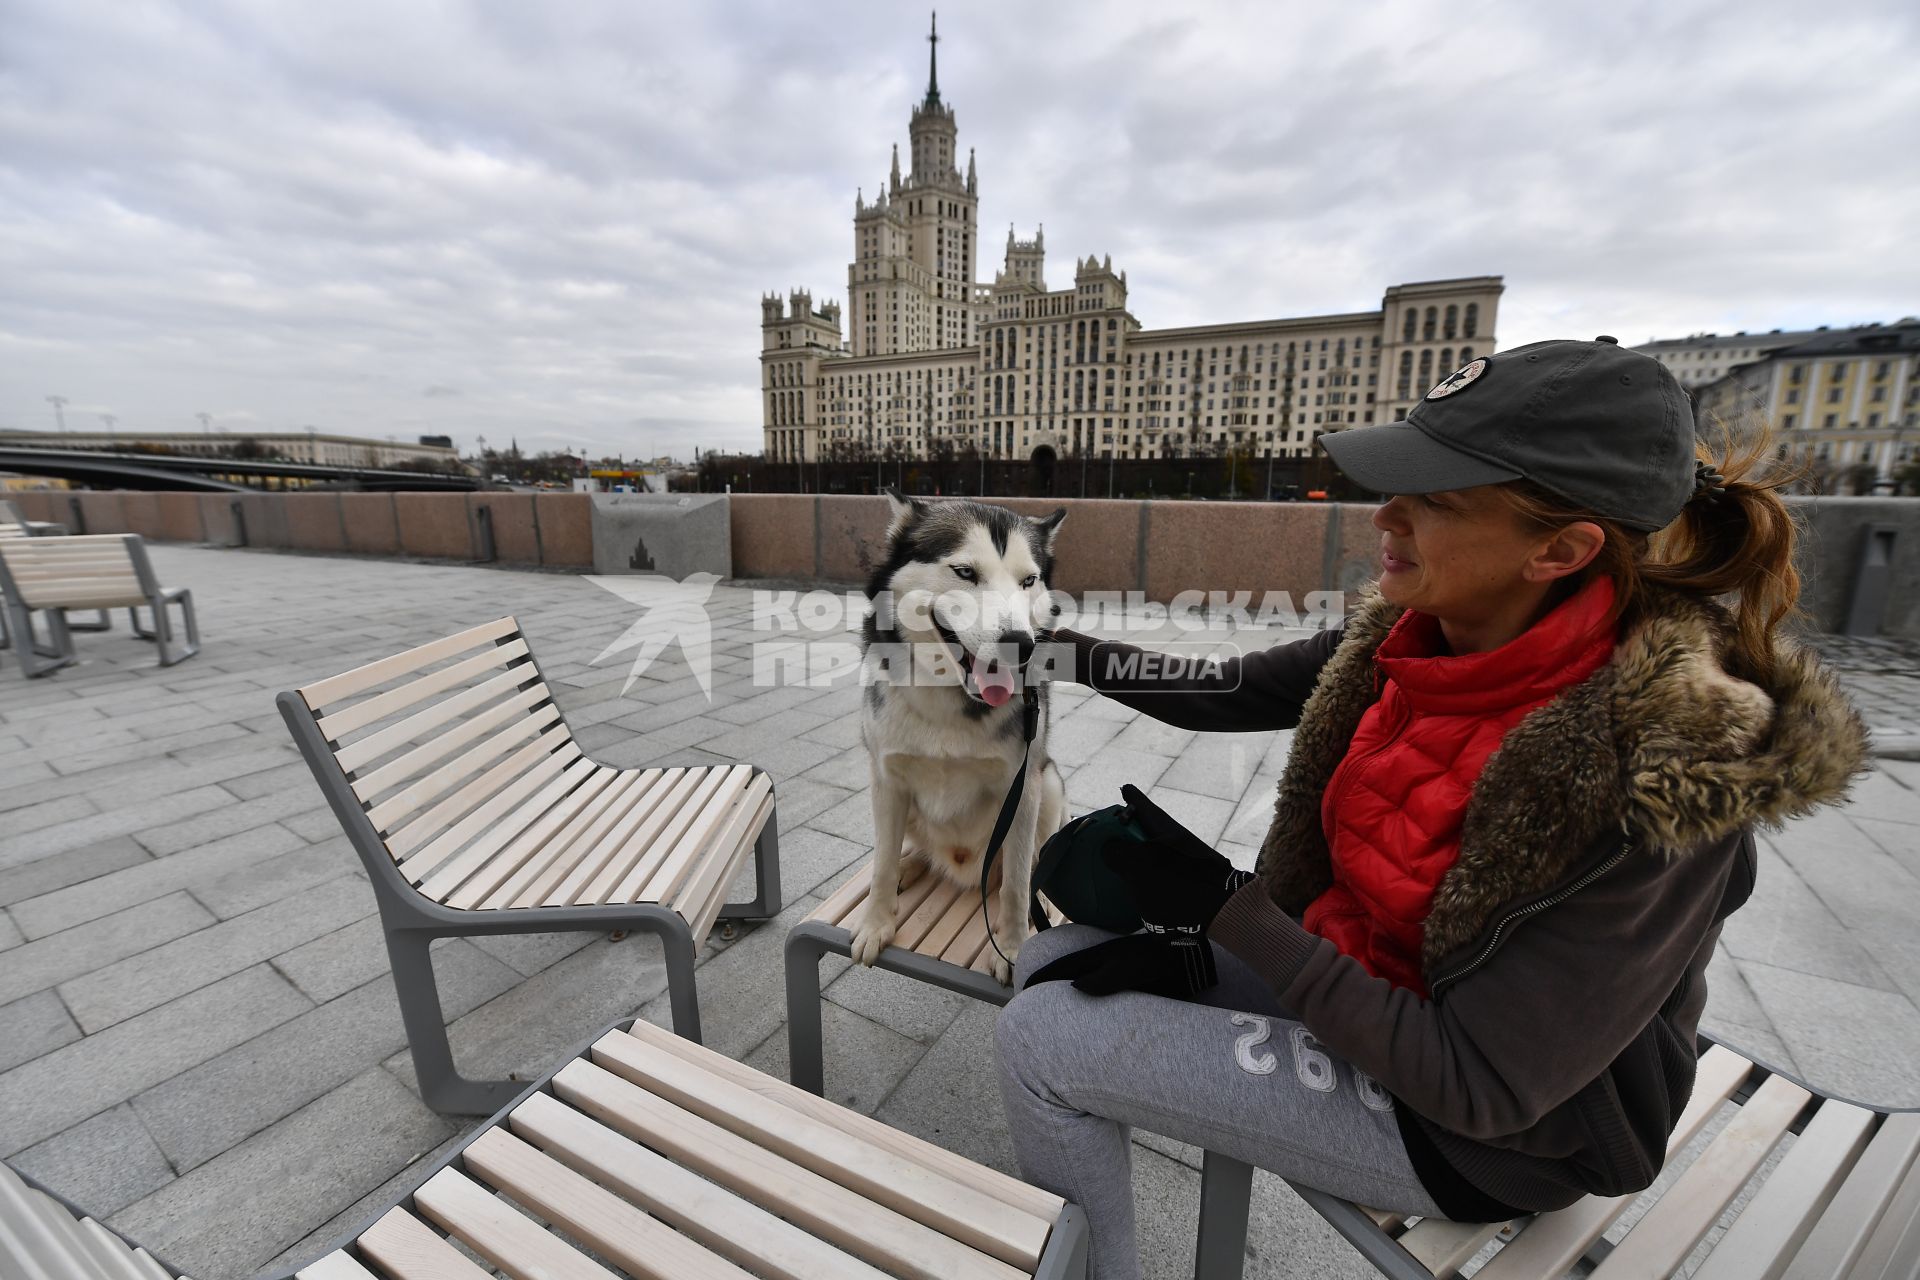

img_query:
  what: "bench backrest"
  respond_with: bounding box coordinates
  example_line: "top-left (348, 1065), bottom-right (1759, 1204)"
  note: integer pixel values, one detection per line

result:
top-left (0, 534), bottom-right (149, 608)
top-left (288, 617), bottom-right (585, 898)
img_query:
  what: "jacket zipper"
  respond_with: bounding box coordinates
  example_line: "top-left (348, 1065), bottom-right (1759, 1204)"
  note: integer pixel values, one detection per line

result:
top-left (1429, 831), bottom-right (1636, 995)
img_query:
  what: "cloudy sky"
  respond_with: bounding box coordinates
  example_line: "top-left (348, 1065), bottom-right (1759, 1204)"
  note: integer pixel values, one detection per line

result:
top-left (3, 0), bottom-right (1916, 461)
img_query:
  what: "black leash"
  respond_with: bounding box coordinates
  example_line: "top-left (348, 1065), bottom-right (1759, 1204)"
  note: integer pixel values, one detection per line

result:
top-left (979, 686), bottom-right (1041, 972)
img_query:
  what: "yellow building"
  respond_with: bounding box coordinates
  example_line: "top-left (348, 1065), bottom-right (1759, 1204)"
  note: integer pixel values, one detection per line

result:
top-left (1694, 321), bottom-right (1920, 486)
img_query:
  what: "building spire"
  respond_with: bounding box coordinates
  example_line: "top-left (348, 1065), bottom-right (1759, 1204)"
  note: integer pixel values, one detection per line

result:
top-left (923, 11), bottom-right (941, 109)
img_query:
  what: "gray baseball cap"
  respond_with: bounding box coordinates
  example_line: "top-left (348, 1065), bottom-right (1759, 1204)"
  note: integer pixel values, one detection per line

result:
top-left (1321, 336), bottom-right (1697, 531)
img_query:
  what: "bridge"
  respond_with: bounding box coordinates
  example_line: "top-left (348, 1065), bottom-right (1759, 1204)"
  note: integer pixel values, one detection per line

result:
top-left (0, 445), bottom-right (482, 492)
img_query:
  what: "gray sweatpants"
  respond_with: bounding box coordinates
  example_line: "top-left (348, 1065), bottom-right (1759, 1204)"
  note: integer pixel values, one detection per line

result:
top-left (994, 924), bottom-right (1442, 1280)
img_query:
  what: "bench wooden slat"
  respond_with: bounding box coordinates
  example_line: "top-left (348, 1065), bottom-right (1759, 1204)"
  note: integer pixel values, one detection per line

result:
top-left (594, 1024), bottom-right (1054, 1271)
top-left (385, 725), bottom-right (572, 857)
top-left (942, 890), bottom-right (995, 967)
top-left (316, 639), bottom-right (532, 740)
top-left (510, 1089), bottom-right (893, 1280)
top-left (351, 1204), bottom-right (490, 1279)
top-left (77, 1218), bottom-right (159, 1280)
top-left (683, 790), bottom-right (771, 940)
top-left (462, 1127), bottom-right (757, 1280)
top-left (595, 766), bottom-right (737, 905)
top-left (1474, 1045), bottom-right (1755, 1279)
top-left (130, 1250), bottom-right (175, 1280)
top-left (631, 765), bottom-right (757, 903)
top-left (553, 1058), bottom-right (1025, 1280)
top-left (1847, 1146), bottom-right (1920, 1280)
top-left (413, 1165), bottom-right (616, 1280)
top-left (1594, 1071), bottom-right (1811, 1279)
top-left (898, 879), bottom-right (966, 953)
top-left (15, 585), bottom-right (147, 609)
top-left (576, 767), bottom-right (728, 906)
top-left (417, 757), bottom-right (602, 902)
top-left (623, 1016), bottom-right (1067, 1226)
top-left (1397, 1217), bottom-right (1505, 1275)
top-left (683, 781), bottom-right (775, 945)
top-left (364, 704), bottom-right (561, 831)
top-left (918, 881), bottom-right (983, 959)
top-left (808, 861), bottom-right (874, 928)
top-left (299, 616), bottom-right (518, 708)
top-left (0, 1168), bottom-right (75, 1279)
top-left (544, 767), bottom-right (701, 907)
top-left (331, 665), bottom-right (542, 775)
top-left (1782, 1112), bottom-right (1920, 1280)
top-left (295, 1245), bottom-right (385, 1279)
top-left (440, 767), bottom-right (620, 909)
top-left (484, 770), bottom-right (664, 910)
top-left (6, 558), bottom-right (139, 576)
top-left (395, 741), bottom-right (581, 881)
top-left (350, 684), bottom-right (550, 802)
top-left (1692, 1101), bottom-right (1879, 1280)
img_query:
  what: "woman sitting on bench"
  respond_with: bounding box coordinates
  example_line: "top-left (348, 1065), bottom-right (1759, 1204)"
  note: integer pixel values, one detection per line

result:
top-left (996, 338), bottom-right (1870, 1279)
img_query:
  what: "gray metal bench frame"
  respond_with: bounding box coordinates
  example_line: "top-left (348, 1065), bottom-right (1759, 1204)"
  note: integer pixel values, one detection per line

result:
top-left (0, 534), bottom-right (198, 677)
top-left (279, 634), bottom-right (782, 1117)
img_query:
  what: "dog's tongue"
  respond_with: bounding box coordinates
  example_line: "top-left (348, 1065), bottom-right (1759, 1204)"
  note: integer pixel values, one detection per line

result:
top-left (974, 665), bottom-right (1016, 707)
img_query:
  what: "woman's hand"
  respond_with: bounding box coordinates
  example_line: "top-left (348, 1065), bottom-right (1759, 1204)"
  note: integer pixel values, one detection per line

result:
top-left (1108, 784), bottom-right (1254, 929)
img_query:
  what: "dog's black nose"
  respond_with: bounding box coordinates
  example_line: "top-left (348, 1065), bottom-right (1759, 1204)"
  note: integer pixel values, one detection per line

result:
top-left (999, 630), bottom-right (1036, 668)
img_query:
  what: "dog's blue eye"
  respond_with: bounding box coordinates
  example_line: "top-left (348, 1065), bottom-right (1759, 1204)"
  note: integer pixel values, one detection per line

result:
top-left (1021, 575), bottom-right (1037, 589)
top-left (952, 565), bottom-right (976, 581)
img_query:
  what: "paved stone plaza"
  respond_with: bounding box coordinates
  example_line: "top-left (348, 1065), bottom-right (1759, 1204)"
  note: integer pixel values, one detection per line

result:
top-left (1, 544), bottom-right (1918, 1279)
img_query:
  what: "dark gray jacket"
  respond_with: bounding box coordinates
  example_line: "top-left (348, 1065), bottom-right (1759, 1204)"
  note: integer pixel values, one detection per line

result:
top-left (1063, 586), bottom-right (1868, 1217)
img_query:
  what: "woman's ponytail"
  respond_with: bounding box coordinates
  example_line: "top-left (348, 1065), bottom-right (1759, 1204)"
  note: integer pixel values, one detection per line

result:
top-left (1640, 423), bottom-right (1803, 685)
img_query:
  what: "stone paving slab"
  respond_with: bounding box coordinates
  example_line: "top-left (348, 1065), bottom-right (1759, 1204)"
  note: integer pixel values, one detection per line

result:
top-left (0, 543), bottom-right (1913, 1279)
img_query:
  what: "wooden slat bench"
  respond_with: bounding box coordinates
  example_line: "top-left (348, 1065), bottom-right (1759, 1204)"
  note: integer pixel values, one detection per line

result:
top-left (785, 856), bottom-right (1038, 1095)
top-left (0, 533), bottom-right (194, 676)
top-left (788, 863), bottom-right (1920, 1278)
top-left (1195, 1039), bottom-right (1920, 1280)
top-left (4, 1018), bottom-right (1091, 1280)
top-left (280, 616), bottom-right (782, 1115)
top-left (0, 1162), bottom-right (194, 1280)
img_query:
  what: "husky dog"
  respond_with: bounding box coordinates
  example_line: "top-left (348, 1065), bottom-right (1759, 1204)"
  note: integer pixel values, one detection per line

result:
top-left (854, 491), bottom-right (1069, 984)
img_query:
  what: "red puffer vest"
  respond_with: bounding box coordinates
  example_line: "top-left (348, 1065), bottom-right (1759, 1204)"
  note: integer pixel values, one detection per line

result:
top-left (1306, 576), bottom-right (1618, 995)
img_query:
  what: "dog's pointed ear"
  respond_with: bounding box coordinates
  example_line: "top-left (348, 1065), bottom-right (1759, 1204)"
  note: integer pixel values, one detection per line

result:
top-left (1029, 507), bottom-right (1067, 547)
top-left (884, 487), bottom-right (923, 538)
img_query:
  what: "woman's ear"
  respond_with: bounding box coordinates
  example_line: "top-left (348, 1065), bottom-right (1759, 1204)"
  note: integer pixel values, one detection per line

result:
top-left (1526, 520), bottom-right (1605, 582)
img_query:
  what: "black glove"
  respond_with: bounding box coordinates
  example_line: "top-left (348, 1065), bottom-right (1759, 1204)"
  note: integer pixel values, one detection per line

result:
top-left (1106, 784), bottom-right (1255, 930)
top-left (1026, 786), bottom-right (1253, 1000)
top-left (1025, 929), bottom-right (1219, 1000)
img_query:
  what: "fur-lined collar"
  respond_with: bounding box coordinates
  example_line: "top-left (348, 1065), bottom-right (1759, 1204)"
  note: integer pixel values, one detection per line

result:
top-left (1255, 584), bottom-right (1869, 969)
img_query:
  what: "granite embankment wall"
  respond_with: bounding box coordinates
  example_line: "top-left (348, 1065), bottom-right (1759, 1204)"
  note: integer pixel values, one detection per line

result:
top-left (10, 489), bottom-right (1919, 636)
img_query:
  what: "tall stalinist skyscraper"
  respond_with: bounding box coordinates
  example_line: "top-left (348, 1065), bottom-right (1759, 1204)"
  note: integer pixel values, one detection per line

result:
top-left (762, 16), bottom-right (1502, 471)
top-left (848, 14), bottom-right (980, 357)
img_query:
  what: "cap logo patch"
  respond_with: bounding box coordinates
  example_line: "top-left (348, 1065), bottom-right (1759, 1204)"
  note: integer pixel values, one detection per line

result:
top-left (1426, 358), bottom-right (1488, 400)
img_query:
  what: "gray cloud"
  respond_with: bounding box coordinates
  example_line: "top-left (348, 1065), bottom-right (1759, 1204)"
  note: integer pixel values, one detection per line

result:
top-left (2, 0), bottom-right (1916, 460)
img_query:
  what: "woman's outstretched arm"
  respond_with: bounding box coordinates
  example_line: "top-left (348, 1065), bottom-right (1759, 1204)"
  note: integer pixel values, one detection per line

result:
top-left (1050, 625), bottom-right (1342, 732)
